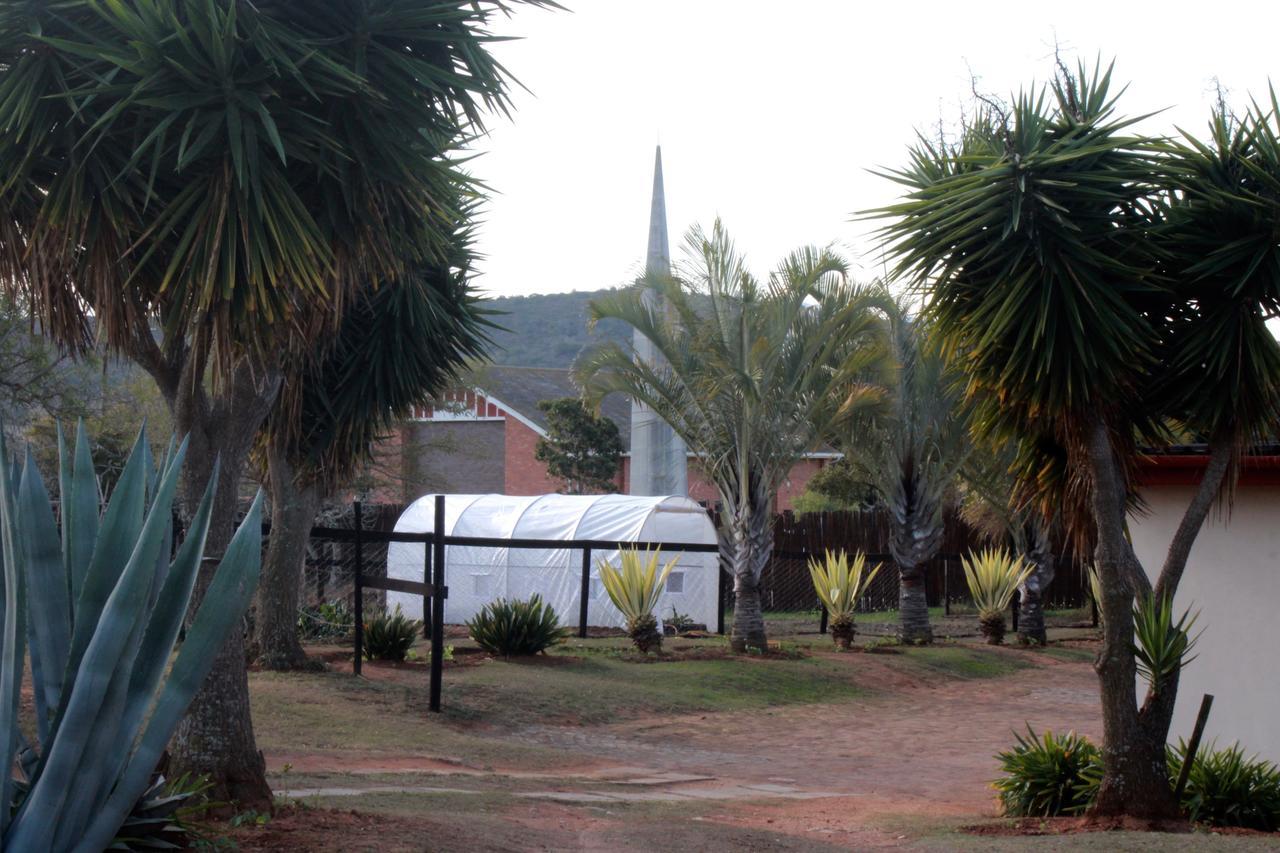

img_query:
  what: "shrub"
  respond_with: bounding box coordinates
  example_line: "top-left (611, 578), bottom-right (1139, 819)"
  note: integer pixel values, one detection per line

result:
top-left (808, 549), bottom-right (880, 649)
top-left (962, 548), bottom-right (1033, 644)
top-left (598, 547), bottom-right (679, 653)
top-left (467, 595), bottom-right (566, 656)
top-left (1170, 740), bottom-right (1280, 831)
top-left (363, 606), bottom-right (422, 662)
top-left (993, 727), bottom-right (1101, 817)
top-left (297, 600), bottom-right (355, 642)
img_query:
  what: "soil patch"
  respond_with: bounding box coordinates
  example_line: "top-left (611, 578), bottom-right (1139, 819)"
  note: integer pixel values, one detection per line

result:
top-left (964, 815), bottom-right (1275, 837)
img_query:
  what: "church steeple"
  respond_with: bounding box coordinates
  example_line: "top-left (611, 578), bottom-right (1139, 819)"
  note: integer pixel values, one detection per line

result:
top-left (628, 146), bottom-right (688, 497)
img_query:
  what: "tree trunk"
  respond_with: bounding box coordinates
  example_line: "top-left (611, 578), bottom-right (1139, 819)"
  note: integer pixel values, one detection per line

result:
top-left (720, 500), bottom-right (773, 653)
top-left (146, 354), bottom-right (280, 813)
top-left (1084, 420), bottom-right (1181, 822)
top-left (254, 447), bottom-right (322, 670)
top-left (897, 563), bottom-right (933, 644)
top-left (1017, 519), bottom-right (1054, 645)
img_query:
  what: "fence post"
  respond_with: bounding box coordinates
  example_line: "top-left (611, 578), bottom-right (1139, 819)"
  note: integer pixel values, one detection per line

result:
top-left (422, 543), bottom-right (433, 639)
top-left (578, 547), bottom-right (591, 639)
top-left (1011, 589), bottom-right (1020, 634)
top-left (943, 559), bottom-right (950, 616)
top-left (352, 500), bottom-right (364, 677)
top-left (1174, 694), bottom-right (1215, 801)
top-left (819, 607), bottom-right (829, 635)
top-left (428, 495), bottom-right (446, 713)
top-left (716, 568), bottom-right (727, 635)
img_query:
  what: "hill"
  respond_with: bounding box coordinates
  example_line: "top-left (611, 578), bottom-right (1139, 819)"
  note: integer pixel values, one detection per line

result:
top-left (480, 288), bottom-right (631, 368)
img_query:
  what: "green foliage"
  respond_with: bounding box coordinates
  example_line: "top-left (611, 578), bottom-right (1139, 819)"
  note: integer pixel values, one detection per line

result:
top-left (807, 550), bottom-right (881, 621)
top-left (599, 548), bottom-right (680, 653)
top-left (665, 607), bottom-right (696, 633)
top-left (297, 601), bottom-right (355, 643)
top-left (993, 727), bottom-right (1102, 817)
top-left (534, 397), bottom-right (623, 494)
top-left (1169, 740), bottom-right (1280, 831)
top-left (1132, 593), bottom-right (1200, 693)
top-left (467, 596), bottom-right (567, 657)
top-left (791, 459), bottom-right (877, 515)
top-left (962, 548), bottom-right (1034, 620)
top-left (113, 773), bottom-right (218, 851)
top-left (0, 423), bottom-right (263, 849)
top-left (363, 606), bottom-right (422, 662)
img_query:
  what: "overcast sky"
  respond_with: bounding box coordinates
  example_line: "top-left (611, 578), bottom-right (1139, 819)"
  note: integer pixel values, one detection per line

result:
top-left (466, 0), bottom-right (1278, 299)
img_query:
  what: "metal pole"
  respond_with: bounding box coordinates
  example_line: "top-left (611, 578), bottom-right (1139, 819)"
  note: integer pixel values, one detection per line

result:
top-left (1011, 589), bottom-right (1020, 635)
top-left (944, 559), bottom-right (950, 616)
top-left (429, 495), bottom-right (446, 713)
top-left (819, 607), bottom-right (829, 635)
top-left (352, 501), bottom-right (364, 677)
top-left (1174, 694), bottom-right (1215, 802)
top-left (716, 568), bottom-right (727, 635)
top-left (578, 548), bottom-right (591, 639)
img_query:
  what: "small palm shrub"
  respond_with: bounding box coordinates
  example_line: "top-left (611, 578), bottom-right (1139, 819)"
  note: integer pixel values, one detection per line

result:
top-left (993, 727), bottom-right (1102, 817)
top-left (808, 550), bottom-right (881, 649)
top-left (363, 606), bottom-right (422, 662)
top-left (962, 548), bottom-right (1033, 644)
top-left (1132, 593), bottom-right (1200, 693)
top-left (1169, 740), bottom-right (1280, 831)
top-left (598, 547), bottom-right (678, 653)
top-left (467, 595), bottom-right (566, 656)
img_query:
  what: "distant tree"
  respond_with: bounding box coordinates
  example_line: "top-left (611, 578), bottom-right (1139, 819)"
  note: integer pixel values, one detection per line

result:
top-left (535, 398), bottom-right (623, 494)
top-left (791, 459), bottom-right (877, 515)
top-left (578, 220), bottom-right (890, 652)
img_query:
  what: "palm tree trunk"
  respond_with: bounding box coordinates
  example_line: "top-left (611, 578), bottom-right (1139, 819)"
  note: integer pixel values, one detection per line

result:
top-left (254, 447), bottom-right (322, 670)
top-left (1084, 420), bottom-right (1181, 822)
top-left (148, 355), bottom-right (279, 813)
top-left (897, 563), bottom-right (933, 644)
top-left (720, 503), bottom-right (772, 653)
top-left (1017, 519), bottom-right (1054, 645)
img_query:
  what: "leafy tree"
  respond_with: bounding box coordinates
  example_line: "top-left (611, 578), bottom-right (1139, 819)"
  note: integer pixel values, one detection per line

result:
top-left (791, 459), bottom-right (877, 515)
top-left (577, 220), bottom-right (889, 652)
top-left (534, 398), bottom-right (623, 494)
top-left (876, 61), bottom-right (1280, 819)
top-left (835, 300), bottom-right (969, 643)
top-left (0, 0), bottom-right (532, 806)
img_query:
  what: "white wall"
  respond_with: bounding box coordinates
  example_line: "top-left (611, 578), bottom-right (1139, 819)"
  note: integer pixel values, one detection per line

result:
top-left (1130, 485), bottom-right (1280, 763)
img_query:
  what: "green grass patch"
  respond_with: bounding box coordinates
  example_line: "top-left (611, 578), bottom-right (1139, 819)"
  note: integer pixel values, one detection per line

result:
top-left (893, 645), bottom-right (1032, 680)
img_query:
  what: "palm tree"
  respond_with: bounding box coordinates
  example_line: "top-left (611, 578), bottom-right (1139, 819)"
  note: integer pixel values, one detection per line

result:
top-left (255, 215), bottom-right (490, 670)
top-left (875, 61), bottom-right (1280, 819)
top-left (0, 0), bottom-right (537, 806)
top-left (576, 221), bottom-right (889, 652)
top-left (836, 301), bottom-right (969, 644)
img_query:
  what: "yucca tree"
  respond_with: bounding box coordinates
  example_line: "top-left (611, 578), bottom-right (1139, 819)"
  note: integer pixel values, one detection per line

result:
top-left (835, 299), bottom-right (969, 644)
top-left (0, 0), bottom-right (536, 805)
top-left (577, 221), bottom-right (890, 652)
top-left (254, 216), bottom-right (490, 670)
top-left (875, 61), bottom-right (1280, 819)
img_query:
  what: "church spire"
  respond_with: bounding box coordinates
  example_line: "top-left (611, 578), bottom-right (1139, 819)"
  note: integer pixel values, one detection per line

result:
top-left (645, 146), bottom-right (670, 275)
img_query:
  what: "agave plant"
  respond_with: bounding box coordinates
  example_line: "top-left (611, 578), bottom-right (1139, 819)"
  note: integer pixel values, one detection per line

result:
top-left (808, 550), bottom-right (881, 650)
top-left (962, 548), bottom-right (1033, 644)
top-left (0, 423), bottom-right (262, 850)
top-left (467, 596), bottom-right (565, 657)
top-left (598, 547), bottom-right (679, 653)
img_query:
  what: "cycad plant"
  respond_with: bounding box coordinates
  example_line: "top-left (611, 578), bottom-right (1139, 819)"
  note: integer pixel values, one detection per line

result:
top-left (597, 547), bottom-right (679, 653)
top-left (0, 423), bottom-right (262, 850)
top-left (961, 548), bottom-right (1033, 644)
top-left (808, 550), bottom-right (881, 649)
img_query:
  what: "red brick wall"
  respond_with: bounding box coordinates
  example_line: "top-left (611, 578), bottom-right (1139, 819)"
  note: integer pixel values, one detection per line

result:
top-left (503, 417), bottom-right (565, 495)
top-left (621, 456), bottom-right (825, 512)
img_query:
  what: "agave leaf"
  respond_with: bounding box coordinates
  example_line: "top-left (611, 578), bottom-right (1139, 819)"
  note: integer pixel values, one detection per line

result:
top-left (64, 421), bottom-right (102, 607)
top-left (7, 435), bottom-right (187, 849)
top-left (0, 432), bottom-right (28, 839)
top-left (18, 449), bottom-right (72, 746)
top-left (76, 491), bottom-right (264, 853)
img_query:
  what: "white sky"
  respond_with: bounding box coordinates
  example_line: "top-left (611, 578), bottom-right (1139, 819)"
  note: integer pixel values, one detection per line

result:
top-left (467, 0), bottom-right (1280, 299)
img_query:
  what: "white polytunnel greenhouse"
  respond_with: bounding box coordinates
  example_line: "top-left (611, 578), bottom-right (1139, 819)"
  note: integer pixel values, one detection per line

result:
top-left (386, 494), bottom-right (720, 630)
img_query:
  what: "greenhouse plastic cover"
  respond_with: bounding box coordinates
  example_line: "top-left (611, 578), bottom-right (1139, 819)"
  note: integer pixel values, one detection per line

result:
top-left (386, 494), bottom-right (719, 630)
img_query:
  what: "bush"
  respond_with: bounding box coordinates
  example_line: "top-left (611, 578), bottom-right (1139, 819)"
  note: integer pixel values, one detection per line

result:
top-left (961, 548), bottom-right (1033, 645)
top-left (598, 547), bottom-right (678, 653)
top-left (993, 727), bottom-right (1101, 817)
top-left (363, 606), bottom-right (421, 662)
top-left (297, 600), bottom-right (355, 642)
top-left (1170, 740), bottom-right (1280, 831)
top-left (468, 595), bottom-right (566, 656)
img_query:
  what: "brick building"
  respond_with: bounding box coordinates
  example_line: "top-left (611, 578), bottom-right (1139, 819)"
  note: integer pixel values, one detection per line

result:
top-left (370, 364), bottom-right (834, 510)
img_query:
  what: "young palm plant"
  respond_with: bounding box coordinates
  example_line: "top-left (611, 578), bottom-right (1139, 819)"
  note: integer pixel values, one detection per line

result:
top-left (597, 548), bottom-right (679, 653)
top-left (808, 550), bottom-right (881, 649)
top-left (961, 548), bottom-right (1033, 644)
top-left (578, 221), bottom-right (890, 652)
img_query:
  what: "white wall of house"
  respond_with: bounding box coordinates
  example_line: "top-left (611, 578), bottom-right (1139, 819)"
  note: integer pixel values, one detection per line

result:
top-left (1130, 485), bottom-right (1280, 764)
